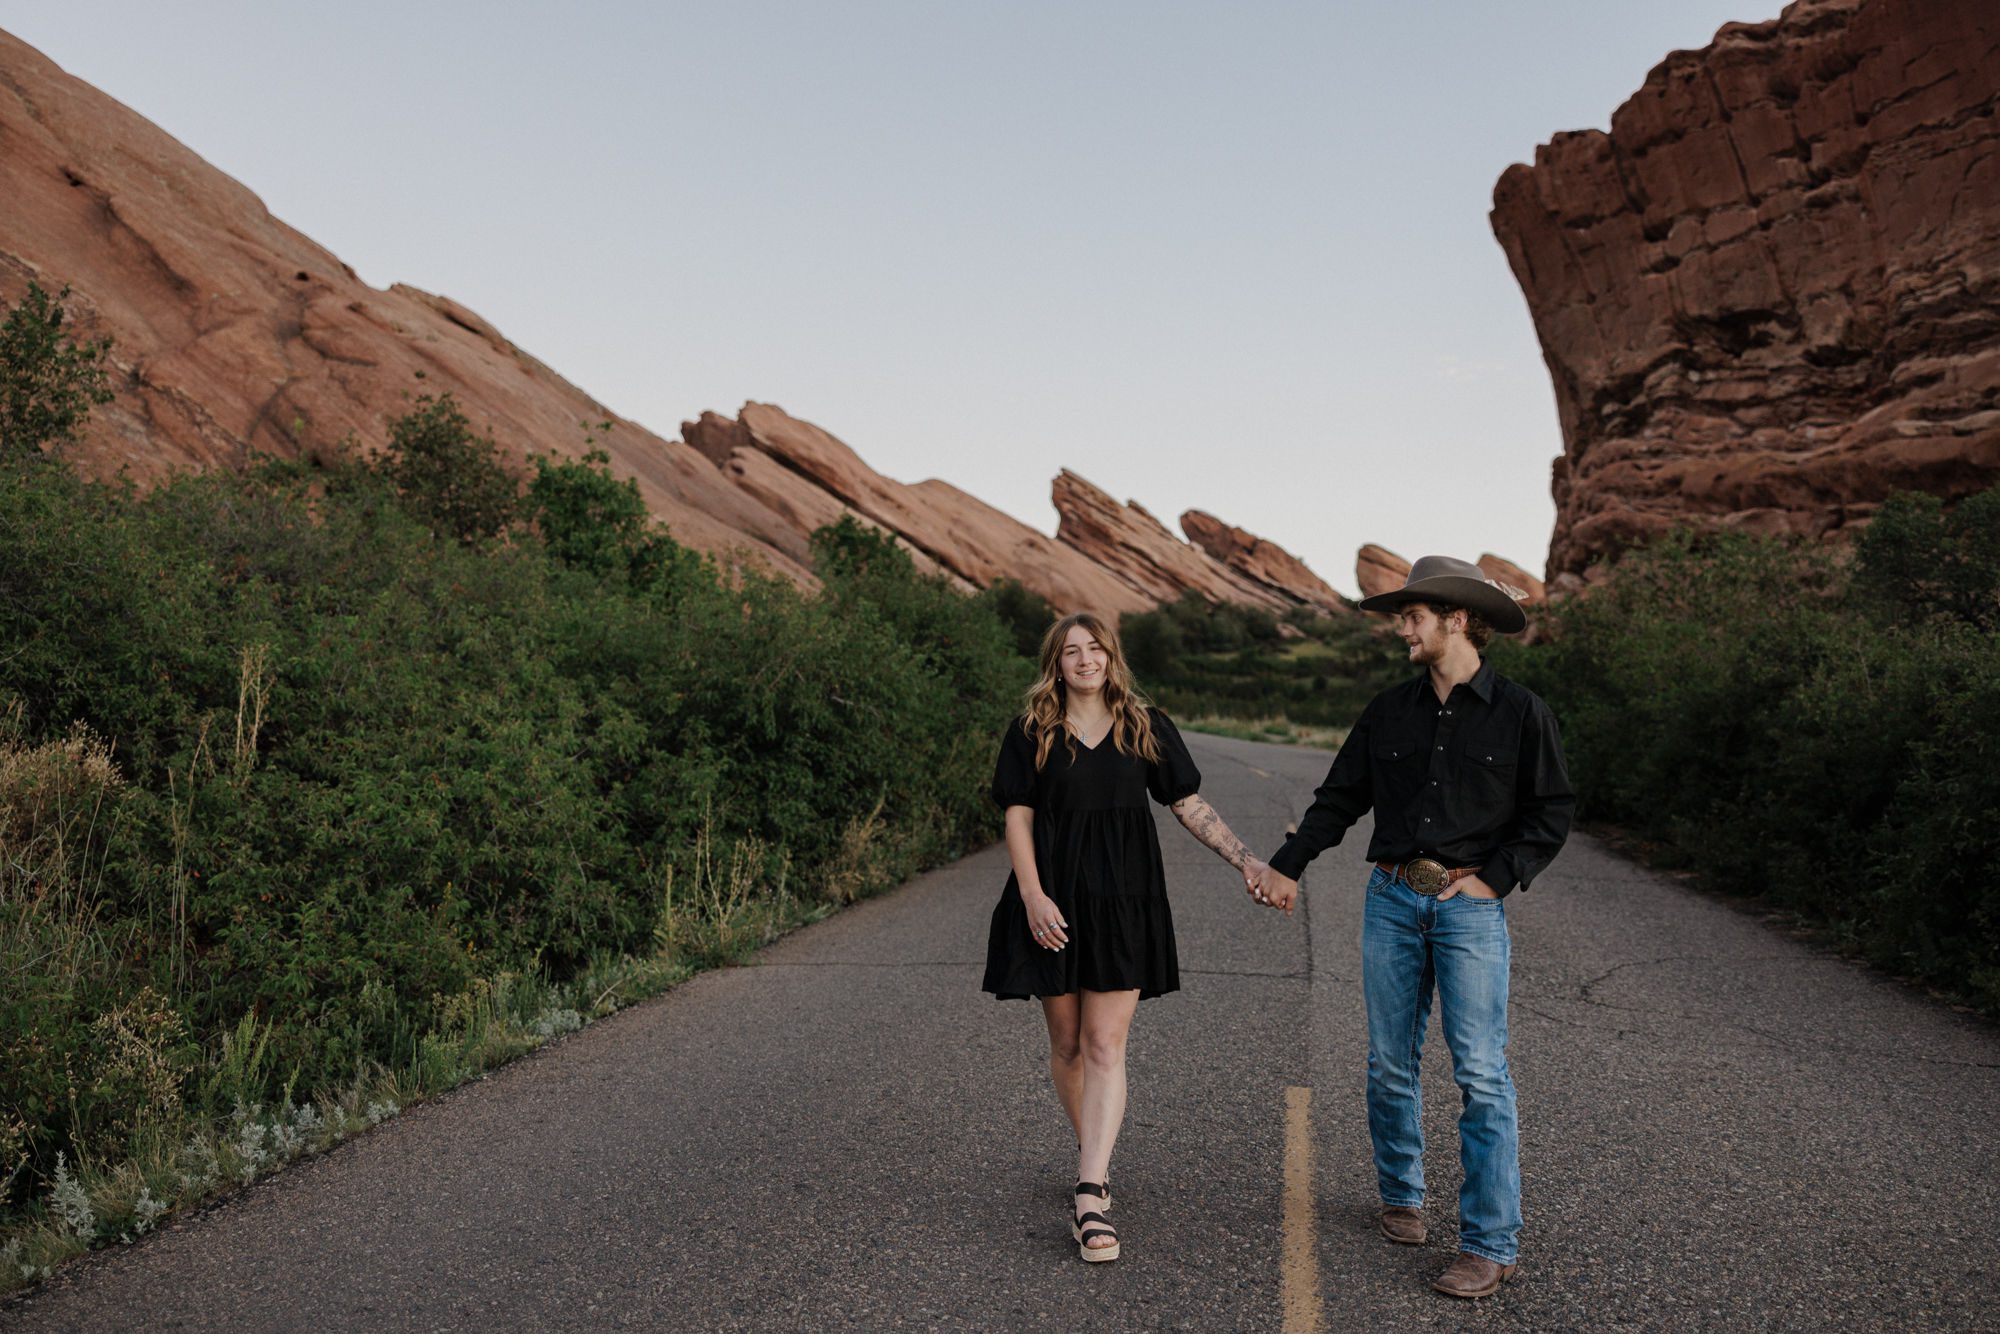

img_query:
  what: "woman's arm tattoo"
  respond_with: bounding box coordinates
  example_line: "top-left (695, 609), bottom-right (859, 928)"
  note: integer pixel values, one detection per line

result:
top-left (1170, 794), bottom-right (1254, 870)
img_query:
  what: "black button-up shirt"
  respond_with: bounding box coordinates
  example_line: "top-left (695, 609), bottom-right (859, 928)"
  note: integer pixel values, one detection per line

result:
top-left (1268, 658), bottom-right (1574, 896)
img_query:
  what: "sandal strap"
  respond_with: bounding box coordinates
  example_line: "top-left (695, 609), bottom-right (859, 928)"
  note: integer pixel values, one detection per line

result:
top-left (1075, 1210), bottom-right (1109, 1227)
top-left (1074, 1181), bottom-right (1108, 1196)
top-left (1079, 1226), bottom-right (1117, 1243)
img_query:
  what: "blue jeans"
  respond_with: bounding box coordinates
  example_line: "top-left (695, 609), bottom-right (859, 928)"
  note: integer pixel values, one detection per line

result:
top-left (1360, 865), bottom-right (1521, 1265)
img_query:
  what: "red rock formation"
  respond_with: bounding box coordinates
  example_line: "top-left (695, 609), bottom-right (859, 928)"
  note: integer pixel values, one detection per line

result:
top-left (1356, 545), bottom-right (1412, 600)
top-left (1355, 546), bottom-right (1545, 610)
top-left (686, 406), bottom-right (1150, 614)
top-left (1492, 0), bottom-right (2000, 580)
top-left (1476, 554), bottom-right (1547, 606)
top-left (1052, 471), bottom-right (1291, 610)
top-left (1179, 511), bottom-right (1351, 613)
top-left (0, 28), bottom-right (1364, 624)
top-left (0, 30), bottom-right (813, 581)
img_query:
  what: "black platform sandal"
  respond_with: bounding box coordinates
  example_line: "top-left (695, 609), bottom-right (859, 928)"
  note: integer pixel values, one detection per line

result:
top-left (1072, 1182), bottom-right (1120, 1263)
top-left (1071, 1178), bottom-right (1110, 1211)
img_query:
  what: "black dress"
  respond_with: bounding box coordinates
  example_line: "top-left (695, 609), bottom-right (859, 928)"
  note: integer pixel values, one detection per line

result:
top-left (981, 707), bottom-right (1201, 1000)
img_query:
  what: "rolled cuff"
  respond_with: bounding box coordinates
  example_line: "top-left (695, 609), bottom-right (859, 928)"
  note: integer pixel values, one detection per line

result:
top-left (1268, 839), bottom-right (1313, 881)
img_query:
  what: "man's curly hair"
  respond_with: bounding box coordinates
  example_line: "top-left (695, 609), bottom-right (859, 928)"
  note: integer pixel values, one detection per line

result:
top-left (1409, 600), bottom-right (1493, 650)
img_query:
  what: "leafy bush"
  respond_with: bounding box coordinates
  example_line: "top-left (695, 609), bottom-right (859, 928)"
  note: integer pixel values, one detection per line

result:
top-left (0, 401), bottom-right (1030, 1228)
top-left (374, 393), bottom-right (518, 544)
top-left (527, 440), bottom-right (700, 593)
top-left (1123, 593), bottom-right (1409, 725)
top-left (0, 283), bottom-right (112, 461)
top-left (977, 578), bottom-right (1059, 660)
top-left (1499, 493), bottom-right (2000, 1013)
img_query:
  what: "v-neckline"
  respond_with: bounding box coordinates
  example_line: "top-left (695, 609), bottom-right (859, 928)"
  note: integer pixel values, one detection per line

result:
top-left (1070, 720), bottom-right (1111, 752)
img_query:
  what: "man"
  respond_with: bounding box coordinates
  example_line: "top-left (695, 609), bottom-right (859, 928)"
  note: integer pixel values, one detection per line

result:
top-left (1250, 555), bottom-right (1573, 1299)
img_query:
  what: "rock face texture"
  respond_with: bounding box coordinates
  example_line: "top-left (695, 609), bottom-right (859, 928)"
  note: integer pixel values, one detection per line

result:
top-left (0, 29), bottom-right (1362, 620)
top-left (0, 30), bottom-right (815, 582)
top-left (1492, 0), bottom-right (2000, 580)
top-left (1051, 471), bottom-right (1292, 611)
top-left (682, 406), bottom-right (1150, 613)
top-left (1353, 545), bottom-right (1547, 610)
top-left (1356, 545), bottom-right (1412, 600)
top-left (1179, 510), bottom-right (1350, 613)
top-left (1477, 554), bottom-right (1548, 605)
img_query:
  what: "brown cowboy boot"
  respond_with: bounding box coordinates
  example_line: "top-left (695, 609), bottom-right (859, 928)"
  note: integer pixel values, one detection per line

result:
top-left (1431, 1251), bottom-right (1517, 1298)
top-left (1379, 1206), bottom-right (1427, 1245)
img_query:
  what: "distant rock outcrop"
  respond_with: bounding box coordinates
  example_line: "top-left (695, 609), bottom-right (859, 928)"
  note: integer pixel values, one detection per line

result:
top-left (1354, 545), bottom-right (1547, 610)
top-left (1356, 545), bottom-right (1412, 600)
top-left (1052, 471), bottom-right (1290, 611)
top-left (1476, 554), bottom-right (1547, 605)
top-left (1179, 510), bottom-right (1351, 613)
top-left (683, 406), bottom-right (1149, 614)
top-left (0, 30), bottom-right (814, 582)
top-left (1492, 0), bottom-right (2000, 580)
top-left (0, 28), bottom-right (1366, 623)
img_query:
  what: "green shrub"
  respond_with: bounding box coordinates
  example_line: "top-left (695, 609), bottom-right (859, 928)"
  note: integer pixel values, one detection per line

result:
top-left (0, 425), bottom-right (1029, 1223)
top-left (975, 578), bottom-right (1058, 660)
top-left (1122, 593), bottom-right (1408, 725)
top-left (1851, 487), bottom-right (2000, 630)
top-left (0, 283), bottom-right (112, 461)
top-left (1504, 493), bottom-right (2000, 1013)
top-left (374, 393), bottom-right (518, 544)
top-left (527, 440), bottom-right (701, 594)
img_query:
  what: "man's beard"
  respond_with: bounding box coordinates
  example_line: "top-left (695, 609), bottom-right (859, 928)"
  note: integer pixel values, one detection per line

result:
top-left (1406, 635), bottom-right (1444, 666)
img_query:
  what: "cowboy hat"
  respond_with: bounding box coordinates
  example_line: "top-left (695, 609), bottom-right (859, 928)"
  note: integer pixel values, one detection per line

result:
top-left (1355, 555), bottom-right (1528, 634)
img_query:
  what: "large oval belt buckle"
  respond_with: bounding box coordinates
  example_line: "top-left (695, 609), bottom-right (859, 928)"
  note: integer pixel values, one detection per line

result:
top-left (1405, 858), bottom-right (1450, 895)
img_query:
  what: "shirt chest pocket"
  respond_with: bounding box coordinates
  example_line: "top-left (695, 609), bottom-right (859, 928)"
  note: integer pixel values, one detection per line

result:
top-left (1460, 734), bottom-right (1519, 802)
top-left (1372, 731), bottom-right (1421, 766)
top-left (1371, 732), bottom-right (1425, 801)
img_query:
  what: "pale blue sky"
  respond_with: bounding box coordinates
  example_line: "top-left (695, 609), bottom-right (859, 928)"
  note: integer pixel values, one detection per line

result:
top-left (12, 2), bottom-right (1776, 593)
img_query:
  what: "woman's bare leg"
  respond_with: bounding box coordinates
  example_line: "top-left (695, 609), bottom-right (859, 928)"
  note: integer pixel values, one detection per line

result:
top-left (1040, 993), bottom-right (1084, 1141)
top-left (1076, 988), bottom-right (1140, 1248)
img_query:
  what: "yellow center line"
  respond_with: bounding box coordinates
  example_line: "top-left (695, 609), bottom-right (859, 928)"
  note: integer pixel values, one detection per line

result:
top-left (1282, 1085), bottom-right (1322, 1333)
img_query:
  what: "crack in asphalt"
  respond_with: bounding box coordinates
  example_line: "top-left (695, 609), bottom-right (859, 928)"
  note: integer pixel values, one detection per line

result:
top-left (1576, 953), bottom-right (1802, 998)
top-left (1514, 995), bottom-right (2000, 1070)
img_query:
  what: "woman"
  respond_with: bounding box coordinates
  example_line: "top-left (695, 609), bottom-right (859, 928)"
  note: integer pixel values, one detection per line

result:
top-left (982, 610), bottom-right (1273, 1263)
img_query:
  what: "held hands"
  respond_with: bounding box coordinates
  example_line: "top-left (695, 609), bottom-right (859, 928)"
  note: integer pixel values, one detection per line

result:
top-left (1244, 860), bottom-right (1299, 914)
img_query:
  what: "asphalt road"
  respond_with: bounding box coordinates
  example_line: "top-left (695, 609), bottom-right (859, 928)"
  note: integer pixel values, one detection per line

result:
top-left (7, 730), bottom-right (1998, 1331)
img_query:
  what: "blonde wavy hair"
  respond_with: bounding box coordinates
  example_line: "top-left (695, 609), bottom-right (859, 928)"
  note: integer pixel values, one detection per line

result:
top-left (1022, 611), bottom-right (1161, 769)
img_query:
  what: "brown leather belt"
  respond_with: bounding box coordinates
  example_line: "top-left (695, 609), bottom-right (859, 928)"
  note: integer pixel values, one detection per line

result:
top-left (1376, 859), bottom-right (1482, 895)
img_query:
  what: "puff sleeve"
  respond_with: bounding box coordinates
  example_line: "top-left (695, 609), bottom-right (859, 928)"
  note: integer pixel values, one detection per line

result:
top-left (1145, 709), bottom-right (1202, 806)
top-left (990, 716), bottom-right (1040, 809)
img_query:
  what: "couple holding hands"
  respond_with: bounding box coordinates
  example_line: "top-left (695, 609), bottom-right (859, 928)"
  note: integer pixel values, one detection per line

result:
top-left (980, 556), bottom-right (1573, 1301)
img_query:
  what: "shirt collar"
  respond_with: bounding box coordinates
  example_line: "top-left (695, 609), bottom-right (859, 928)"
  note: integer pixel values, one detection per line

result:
top-left (1468, 657), bottom-right (1497, 703)
top-left (1414, 658), bottom-right (1498, 703)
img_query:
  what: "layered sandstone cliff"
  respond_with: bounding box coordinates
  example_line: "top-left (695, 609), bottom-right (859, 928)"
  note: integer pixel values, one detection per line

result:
top-left (1179, 510), bottom-right (1350, 613)
top-left (1352, 547), bottom-right (1546, 608)
top-left (1493, 0), bottom-right (2000, 581)
top-left (682, 406), bottom-right (1151, 613)
top-left (0, 30), bottom-right (815, 581)
top-left (1050, 470), bottom-right (1294, 611)
top-left (0, 28), bottom-right (1361, 620)
top-left (1356, 545), bottom-right (1411, 600)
